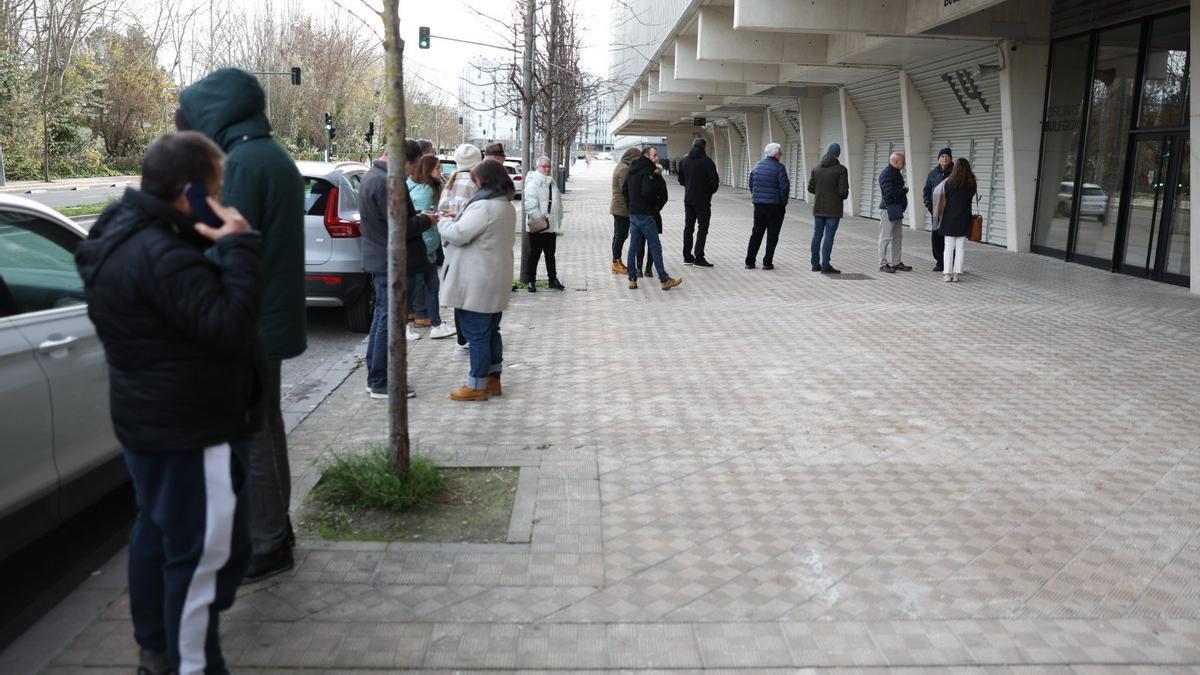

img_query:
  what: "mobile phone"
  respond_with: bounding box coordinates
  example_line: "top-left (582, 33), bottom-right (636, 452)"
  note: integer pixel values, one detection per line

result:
top-left (184, 182), bottom-right (224, 228)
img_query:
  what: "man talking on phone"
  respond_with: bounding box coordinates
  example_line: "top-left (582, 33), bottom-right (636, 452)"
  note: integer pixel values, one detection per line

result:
top-left (76, 131), bottom-right (263, 675)
top-left (178, 68), bottom-right (306, 582)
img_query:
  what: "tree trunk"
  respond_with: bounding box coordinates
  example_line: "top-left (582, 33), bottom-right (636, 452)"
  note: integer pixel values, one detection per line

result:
top-left (518, 0), bottom-right (535, 285)
top-left (382, 0), bottom-right (410, 477)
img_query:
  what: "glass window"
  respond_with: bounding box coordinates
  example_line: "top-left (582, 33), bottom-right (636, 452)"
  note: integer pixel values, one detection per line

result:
top-left (1165, 140), bottom-right (1190, 278)
top-left (1033, 36), bottom-right (1092, 254)
top-left (1073, 24), bottom-right (1141, 262)
top-left (1139, 13), bottom-right (1190, 128)
top-left (302, 177), bottom-right (333, 216)
top-left (0, 211), bottom-right (85, 317)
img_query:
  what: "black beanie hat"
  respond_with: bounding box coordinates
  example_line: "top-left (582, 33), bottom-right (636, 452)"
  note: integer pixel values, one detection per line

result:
top-left (938, 147), bottom-right (953, 160)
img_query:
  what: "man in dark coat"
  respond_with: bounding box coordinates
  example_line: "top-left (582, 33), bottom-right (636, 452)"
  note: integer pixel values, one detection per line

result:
top-left (807, 143), bottom-right (849, 274)
top-left (745, 143), bottom-right (791, 270)
top-left (179, 67), bottom-right (306, 582)
top-left (610, 147), bottom-right (642, 273)
top-left (877, 151), bottom-right (912, 273)
top-left (922, 147), bottom-right (953, 272)
top-left (360, 139), bottom-right (435, 401)
top-left (75, 132), bottom-right (263, 675)
top-left (623, 146), bottom-right (682, 290)
top-left (676, 137), bottom-right (719, 266)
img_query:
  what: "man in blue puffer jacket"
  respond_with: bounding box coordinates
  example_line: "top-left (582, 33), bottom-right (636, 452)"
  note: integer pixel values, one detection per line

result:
top-left (745, 143), bottom-right (791, 270)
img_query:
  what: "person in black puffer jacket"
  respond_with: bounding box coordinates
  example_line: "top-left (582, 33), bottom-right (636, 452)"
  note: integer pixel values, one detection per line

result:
top-left (622, 146), bottom-right (682, 290)
top-left (676, 137), bottom-right (719, 266)
top-left (74, 132), bottom-right (262, 675)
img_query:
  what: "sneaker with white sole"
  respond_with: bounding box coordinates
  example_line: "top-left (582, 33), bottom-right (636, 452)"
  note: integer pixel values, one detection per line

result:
top-left (406, 326), bottom-right (421, 341)
top-left (456, 342), bottom-right (470, 352)
top-left (429, 323), bottom-right (455, 339)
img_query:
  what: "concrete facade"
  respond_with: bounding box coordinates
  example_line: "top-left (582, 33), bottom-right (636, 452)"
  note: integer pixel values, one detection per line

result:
top-left (609, 0), bottom-right (1197, 293)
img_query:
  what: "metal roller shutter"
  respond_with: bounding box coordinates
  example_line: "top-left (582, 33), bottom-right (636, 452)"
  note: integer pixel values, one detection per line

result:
top-left (846, 73), bottom-right (906, 221)
top-left (770, 106), bottom-right (805, 200)
top-left (729, 117), bottom-right (750, 189)
top-left (819, 91), bottom-right (842, 157)
top-left (908, 45), bottom-right (1007, 246)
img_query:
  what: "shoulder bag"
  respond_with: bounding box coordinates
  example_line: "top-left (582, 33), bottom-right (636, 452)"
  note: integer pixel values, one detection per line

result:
top-left (969, 193), bottom-right (983, 242)
top-left (528, 182), bottom-right (551, 233)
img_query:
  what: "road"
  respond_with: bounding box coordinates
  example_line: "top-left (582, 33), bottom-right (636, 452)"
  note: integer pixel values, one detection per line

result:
top-left (2, 177), bottom-right (136, 210)
top-left (0, 306), bottom-right (365, 652)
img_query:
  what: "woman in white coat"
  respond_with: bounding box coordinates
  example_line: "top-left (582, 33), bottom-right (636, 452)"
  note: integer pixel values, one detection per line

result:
top-left (522, 156), bottom-right (565, 291)
top-left (438, 160), bottom-right (517, 401)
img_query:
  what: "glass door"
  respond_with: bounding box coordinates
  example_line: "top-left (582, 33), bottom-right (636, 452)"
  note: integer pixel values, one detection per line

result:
top-left (1119, 134), bottom-right (1189, 280)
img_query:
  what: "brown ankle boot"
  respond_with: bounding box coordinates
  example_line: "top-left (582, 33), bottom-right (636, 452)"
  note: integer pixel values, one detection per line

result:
top-left (611, 260), bottom-right (627, 274)
top-left (450, 385), bottom-right (488, 401)
top-left (486, 375), bottom-right (502, 396)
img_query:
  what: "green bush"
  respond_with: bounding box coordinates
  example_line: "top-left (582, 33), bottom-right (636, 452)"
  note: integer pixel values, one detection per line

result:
top-left (311, 447), bottom-right (444, 511)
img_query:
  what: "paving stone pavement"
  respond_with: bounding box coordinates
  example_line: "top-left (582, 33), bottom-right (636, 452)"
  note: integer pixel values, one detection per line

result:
top-left (40, 161), bottom-right (1200, 672)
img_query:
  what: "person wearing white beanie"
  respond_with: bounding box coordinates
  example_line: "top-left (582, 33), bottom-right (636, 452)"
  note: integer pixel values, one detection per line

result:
top-left (438, 144), bottom-right (482, 214)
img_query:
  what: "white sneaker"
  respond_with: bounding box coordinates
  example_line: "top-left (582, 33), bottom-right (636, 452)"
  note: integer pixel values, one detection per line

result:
top-left (406, 326), bottom-right (421, 341)
top-left (456, 342), bottom-right (470, 352)
top-left (430, 323), bottom-right (455, 340)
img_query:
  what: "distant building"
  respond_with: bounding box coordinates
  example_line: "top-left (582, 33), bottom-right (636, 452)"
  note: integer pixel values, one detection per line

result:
top-left (458, 58), bottom-right (520, 151)
top-left (576, 96), bottom-right (614, 153)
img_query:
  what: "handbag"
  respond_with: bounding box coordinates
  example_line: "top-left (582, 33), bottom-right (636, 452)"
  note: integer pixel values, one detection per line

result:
top-left (969, 194), bottom-right (983, 242)
top-left (528, 182), bottom-right (552, 233)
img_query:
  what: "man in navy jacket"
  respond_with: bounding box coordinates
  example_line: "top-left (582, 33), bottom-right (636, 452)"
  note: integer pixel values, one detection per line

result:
top-left (877, 151), bottom-right (912, 273)
top-left (745, 143), bottom-right (791, 270)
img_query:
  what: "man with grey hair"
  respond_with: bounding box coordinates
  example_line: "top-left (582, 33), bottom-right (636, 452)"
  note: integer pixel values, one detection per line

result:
top-left (877, 151), bottom-right (912, 273)
top-left (745, 143), bottom-right (790, 270)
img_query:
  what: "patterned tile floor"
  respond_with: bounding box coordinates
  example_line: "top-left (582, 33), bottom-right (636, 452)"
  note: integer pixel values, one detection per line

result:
top-left (41, 162), bottom-right (1200, 672)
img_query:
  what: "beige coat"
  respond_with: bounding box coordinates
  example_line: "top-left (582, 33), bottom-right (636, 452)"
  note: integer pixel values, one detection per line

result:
top-left (522, 170), bottom-right (564, 233)
top-left (438, 196), bottom-right (516, 314)
top-left (609, 147), bottom-right (642, 217)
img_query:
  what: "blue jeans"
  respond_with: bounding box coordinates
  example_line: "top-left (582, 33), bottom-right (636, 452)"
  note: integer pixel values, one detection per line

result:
top-left (627, 214), bottom-right (668, 281)
top-left (412, 268), bottom-right (441, 325)
top-left (457, 309), bottom-right (502, 390)
top-left (811, 216), bottom-right (840, 269)
top-left (365, 274), bottom-right (388, 388)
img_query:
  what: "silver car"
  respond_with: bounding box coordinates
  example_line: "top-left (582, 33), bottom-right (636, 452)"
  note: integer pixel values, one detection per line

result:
top-left (297, 161), bottom-right (374, 332)
top-left (0, 194), bottom-right (123, 560)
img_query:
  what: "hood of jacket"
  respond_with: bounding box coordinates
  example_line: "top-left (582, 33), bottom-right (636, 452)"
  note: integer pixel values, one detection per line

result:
top-left (620, 147), bottom-right (642, 165)
top-left (819, 155), bottom-right (840, 168)
top-left (76, 188), bottom-right (207, 285)
top-left (687, 144), bottom-right (706, 160)
top-left (179, 68), bottom-right (271, 151)
top-left (627, 156), bottom-right (656, 181)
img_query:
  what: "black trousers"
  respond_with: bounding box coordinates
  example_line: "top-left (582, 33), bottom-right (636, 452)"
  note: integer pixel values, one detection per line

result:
top-left (611, 215), bottom-right (630, 261)
top-left (683, 202), bottom-right (711, 261)
top-left (525, 232), bottom-right (558, 283)
top-left (931, 229), bottom-right (945, 267)
top-left (746, 203), bottom-right (786, 266)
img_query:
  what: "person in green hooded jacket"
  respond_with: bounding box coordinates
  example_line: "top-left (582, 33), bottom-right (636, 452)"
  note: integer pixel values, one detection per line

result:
top-left (178, 67), bottom-right (306, 583)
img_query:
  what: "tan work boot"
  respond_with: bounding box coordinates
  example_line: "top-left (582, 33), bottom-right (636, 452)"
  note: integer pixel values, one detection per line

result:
top-left (628, 279), bottom-right (638, 290)
top-left (611, 259), bottom-right (627, 274)
top-left (414, 318), bottom-right (432, 327)
top-left (450, 385), bottom-right (489, 402)
top-left (661, 277), bottom-right (683, 291)
top-left (486, 374), bottom-right (502, 396)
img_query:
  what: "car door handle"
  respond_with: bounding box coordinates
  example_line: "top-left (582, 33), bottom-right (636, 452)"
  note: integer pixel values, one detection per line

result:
top-left (37, 335), bottom-right (79, 354)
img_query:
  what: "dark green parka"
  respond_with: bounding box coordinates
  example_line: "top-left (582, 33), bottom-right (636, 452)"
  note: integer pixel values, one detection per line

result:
top-left (180, 68), bottom-right (307, 360)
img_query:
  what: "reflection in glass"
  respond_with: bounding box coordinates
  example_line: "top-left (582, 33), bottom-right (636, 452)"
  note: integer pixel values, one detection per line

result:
top-left (1139, 13), bottom-right (1190, 128)
top-left (1074, 24), bottom-right (1141, 262)
top-left (1165, 141), bottom-right (1190, 277)
top-left (1033, 36), bottom-right (1091, 254)
top-left (1123, 138), bottom-right (1169, 272)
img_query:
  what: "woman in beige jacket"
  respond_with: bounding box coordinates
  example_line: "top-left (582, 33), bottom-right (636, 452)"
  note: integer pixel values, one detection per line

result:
top-left (438, 160), bottom-right (517, 401)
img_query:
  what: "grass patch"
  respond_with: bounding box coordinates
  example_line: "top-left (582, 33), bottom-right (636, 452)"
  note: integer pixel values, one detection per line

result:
top-left (302, 447), bottom-right (519, 543)
top-left (58, 199), bottom-right (116, 217)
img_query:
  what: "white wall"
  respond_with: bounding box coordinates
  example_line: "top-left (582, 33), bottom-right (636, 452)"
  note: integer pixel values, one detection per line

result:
top-left (840, 88), bottom-right (866, 217)
top-left (1001, 41), bottom-right (1050, 254)
top-left (798, 96), bottom-right (823, 190)
top-left (1192, 3), bottom-right (1199, 294)
top-left (900, 70), bottom-right (933, 230)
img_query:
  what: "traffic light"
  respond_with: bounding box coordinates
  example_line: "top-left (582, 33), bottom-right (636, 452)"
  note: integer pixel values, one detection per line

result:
top-left (418, 26), bottom-right (431, 49)
top-left (324, 112), bottom-right (332, 131)
top-left (290, 67), bottom-right (302, 86)
top-left (365, 121), bottom-right (375, 145)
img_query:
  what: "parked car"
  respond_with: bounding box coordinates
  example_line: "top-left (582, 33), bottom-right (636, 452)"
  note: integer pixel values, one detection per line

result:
top-left (297, 160), bottom-right (374, 332)
top-left (1057, 182), bottom-right (1109, 221)
top-left (504, 160), bottom-right (524, 199)
top-left (0, 194), bottom-right (125, 561)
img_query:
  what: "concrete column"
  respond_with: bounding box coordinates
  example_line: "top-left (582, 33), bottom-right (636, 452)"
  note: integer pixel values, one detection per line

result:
top-left (900, 70), bottom-right (933, 230)
top-left (746, 110), bottom-right (768, 172)
top-left (1001, 41), bottom-right (1050, 254)
top-left (839, 88), bottom-right (866, 217)
top-left (712, 125), bottom-right (728, 185)
top-left (725, 123), bottom-right (738, 188)
top-left (1191, 5), bottom-right (1199, 294)
top-left (797, 96), bottom-right (823, 195)
top-left (665, 133), bottom-right (694, 168)
top-left (767, 109), bottom-right (785, 145)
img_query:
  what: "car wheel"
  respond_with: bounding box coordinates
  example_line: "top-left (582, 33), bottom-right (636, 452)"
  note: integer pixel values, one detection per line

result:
top-left (346, 286), bottom-right (374, 333)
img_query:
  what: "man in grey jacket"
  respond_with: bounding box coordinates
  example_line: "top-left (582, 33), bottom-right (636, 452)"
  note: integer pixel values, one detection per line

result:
top-left (361, 139), bottom-right (435, 400)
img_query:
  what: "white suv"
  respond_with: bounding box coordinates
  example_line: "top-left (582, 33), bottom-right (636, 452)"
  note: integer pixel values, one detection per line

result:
top-left (297, 161), bottom-right (374, 332)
